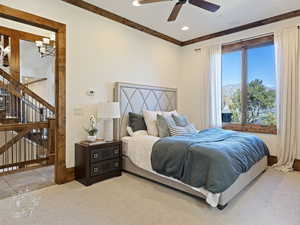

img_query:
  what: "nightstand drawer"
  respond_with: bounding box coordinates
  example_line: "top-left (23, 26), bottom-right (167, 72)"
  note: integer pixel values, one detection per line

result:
top-left (90, 147), bottom-right (120, 163)
top-left (91, 159), bottom-right (120, 177)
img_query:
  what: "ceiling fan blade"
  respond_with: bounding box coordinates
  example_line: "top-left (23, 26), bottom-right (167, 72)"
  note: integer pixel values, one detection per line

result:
top-left (138, 0), bottom-right (172, 4)
top-left (188, 0), bottom-right (220, 12)
top-left (168, 2), bottom-right (184, 22)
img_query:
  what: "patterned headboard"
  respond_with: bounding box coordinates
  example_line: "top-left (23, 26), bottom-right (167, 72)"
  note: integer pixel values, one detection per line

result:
top-left (113, 82), bottom-right (177, 139)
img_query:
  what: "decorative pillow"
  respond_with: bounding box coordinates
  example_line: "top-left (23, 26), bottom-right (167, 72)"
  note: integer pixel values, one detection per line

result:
top-left (168, 123), bottom-right (198, 136)
top-left (162, 110), bottom-right (178, 117)
top-left (128, 112), bottom-right (147, 132)
top-left (143, 110), bottom-right (178, 136)
top-left (127, 126), bottom-right (134, 136)
top-left (127, 126), bottom-right (148, 137)
top-left (185, 123), bottom-right (198, 133)
top-left (143, 110), bottom-right (161, 136)
top-left (172, 114), bottom-right (189, 127)
top-left (156, 114), bottom-right (176, 138)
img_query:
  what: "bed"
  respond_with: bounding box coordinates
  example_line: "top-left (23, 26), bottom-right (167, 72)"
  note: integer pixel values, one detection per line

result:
top-left (113, 82), bottom-right (268, 210)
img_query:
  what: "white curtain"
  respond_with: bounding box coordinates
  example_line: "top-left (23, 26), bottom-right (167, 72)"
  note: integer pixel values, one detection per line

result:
top-left (198, 44), bottom-right (222, 130)
top-left (274, 26), bottom-right (300, 172)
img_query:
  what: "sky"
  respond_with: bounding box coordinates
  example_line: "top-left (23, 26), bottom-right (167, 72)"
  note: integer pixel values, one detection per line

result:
top-left (222, 44), bottom-right (276, 87)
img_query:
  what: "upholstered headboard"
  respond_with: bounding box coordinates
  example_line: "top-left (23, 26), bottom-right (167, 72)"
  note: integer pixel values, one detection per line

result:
top-left (113, 82), bottom-right (177, 139)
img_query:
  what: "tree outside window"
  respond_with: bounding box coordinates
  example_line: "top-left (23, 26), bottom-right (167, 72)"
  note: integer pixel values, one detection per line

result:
top-left (221, 36), bottom-right (276, 133)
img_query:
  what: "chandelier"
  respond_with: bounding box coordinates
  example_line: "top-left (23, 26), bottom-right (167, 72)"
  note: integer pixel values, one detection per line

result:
top-left (35, 34), bottom-right (56, 58)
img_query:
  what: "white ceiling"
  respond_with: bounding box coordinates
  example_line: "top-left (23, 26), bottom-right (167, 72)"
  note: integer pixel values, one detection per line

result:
top-left (85, 0), bottom-right (300, 41)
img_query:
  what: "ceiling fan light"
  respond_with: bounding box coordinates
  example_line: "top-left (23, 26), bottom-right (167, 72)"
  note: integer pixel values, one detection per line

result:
top-left (132, 0), bottom-right (141, 7)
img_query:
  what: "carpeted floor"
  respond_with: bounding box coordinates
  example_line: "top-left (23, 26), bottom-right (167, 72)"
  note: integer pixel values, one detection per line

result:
top-left (0, 168), bottom-right (299, 225)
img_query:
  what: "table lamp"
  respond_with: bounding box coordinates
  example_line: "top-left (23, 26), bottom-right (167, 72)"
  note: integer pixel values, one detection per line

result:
top-left (97, 102), bottom-right (120, 142)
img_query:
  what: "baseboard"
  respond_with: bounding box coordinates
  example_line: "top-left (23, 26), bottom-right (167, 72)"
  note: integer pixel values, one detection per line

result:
top-left (268, 155), bottom-right (300, 171)
top-left (268, 155), bottom-right (278, 166)
top-left (293, 159), bottom-right (300, 171)
top-left (64, 167), bottom-right (75, 183)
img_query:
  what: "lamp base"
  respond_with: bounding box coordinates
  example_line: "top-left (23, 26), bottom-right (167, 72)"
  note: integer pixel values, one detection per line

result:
top-left (103, 119), bottom-right (113, 142)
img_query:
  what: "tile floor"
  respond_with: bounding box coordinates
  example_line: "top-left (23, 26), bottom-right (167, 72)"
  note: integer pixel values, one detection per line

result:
top-left (0, 166), bottom-right (54, 200)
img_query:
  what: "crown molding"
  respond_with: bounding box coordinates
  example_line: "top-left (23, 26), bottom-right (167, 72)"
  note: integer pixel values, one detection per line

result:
top-left (61, 0), bottom-right (182, 46)
top-left (182, 9), bottom-right (300, 46)
top-left (61, 0), bottom-right (300, 47)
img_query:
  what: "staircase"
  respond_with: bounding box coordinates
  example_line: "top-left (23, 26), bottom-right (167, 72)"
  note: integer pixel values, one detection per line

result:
top-left (0, 68), bottom-right (55, 174)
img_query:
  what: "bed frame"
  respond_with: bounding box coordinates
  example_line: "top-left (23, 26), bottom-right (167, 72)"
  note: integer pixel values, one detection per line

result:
top-left (113, 82), bottom-right (268, 210)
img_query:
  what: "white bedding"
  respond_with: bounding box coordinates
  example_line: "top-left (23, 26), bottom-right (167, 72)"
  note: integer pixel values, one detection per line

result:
top-left (122, 135), bottom-right (220, 207)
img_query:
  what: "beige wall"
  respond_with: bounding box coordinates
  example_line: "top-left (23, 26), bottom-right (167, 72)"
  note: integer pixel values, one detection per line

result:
top-left (20, 40), bottom-right (55, 105)
top-left (179, 16), bottom-right (300, 158)
top-left (1, 0), bottom-right (299, 166)
top-left (0, 0), bottom-right (182, 167)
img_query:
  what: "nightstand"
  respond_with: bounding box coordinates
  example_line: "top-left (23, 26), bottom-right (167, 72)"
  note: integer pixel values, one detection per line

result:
top-left (75, 141), bottom-right (122, 186)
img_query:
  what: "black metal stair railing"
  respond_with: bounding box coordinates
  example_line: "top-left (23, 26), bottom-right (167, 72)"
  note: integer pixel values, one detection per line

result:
top-left (0, 68), bottom-right (56, 174)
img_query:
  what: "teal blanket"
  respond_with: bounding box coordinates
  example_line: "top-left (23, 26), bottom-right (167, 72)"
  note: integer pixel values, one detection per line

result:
top-left (151, 128), bottom-right (269, 193)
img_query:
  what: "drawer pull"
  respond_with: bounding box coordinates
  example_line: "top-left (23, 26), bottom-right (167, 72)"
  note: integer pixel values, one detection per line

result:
top-left (92, 153), bottom-right (98, 159)
top-left (114, 162), bottom-right (119, 167)
top-left (114, 149), bottom-right (119, 155)
top-left (93, 167), bottom-right (99, 173)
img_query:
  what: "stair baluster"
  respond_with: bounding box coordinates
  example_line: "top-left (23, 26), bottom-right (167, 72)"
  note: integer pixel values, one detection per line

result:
top-left (0, 68), bottom-right (55, 174)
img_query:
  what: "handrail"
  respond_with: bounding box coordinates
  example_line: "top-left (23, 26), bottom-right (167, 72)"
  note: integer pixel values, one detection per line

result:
top-left (0, 122), bottom-right (49, 131)
top-left (0, 68), bottom-right (55, 112)
top-left (24, 77), bottom-right (47, 86)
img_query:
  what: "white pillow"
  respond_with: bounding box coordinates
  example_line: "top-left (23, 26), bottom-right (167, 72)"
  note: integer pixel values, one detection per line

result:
top-left (143, 110), bottom-right (161, 136)
top-left (127, 127), bottom-right (148, 137)
top-left (162, 110), bottom-right (178, 117)
top-left (143, 110), bottom-right (178, 137)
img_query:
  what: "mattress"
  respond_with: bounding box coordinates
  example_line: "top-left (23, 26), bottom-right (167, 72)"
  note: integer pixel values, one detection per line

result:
top-left (121, 135), bottom-right (221, 207)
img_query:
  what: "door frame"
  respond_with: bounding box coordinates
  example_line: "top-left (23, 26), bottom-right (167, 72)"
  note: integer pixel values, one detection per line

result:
top-left (0, 25), bottom-right (51, 80)
top-left (0, 4), bottom-right (70, 184)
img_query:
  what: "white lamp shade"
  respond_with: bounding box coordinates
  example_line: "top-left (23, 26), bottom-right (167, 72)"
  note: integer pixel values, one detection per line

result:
top-left (97, 102), bottom-right (120, 119)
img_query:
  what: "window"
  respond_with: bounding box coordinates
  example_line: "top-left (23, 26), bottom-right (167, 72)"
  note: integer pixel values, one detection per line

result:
top-left (221, 36), bottom-right (277, 134)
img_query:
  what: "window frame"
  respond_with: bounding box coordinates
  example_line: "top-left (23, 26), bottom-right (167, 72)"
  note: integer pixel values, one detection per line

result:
top-left (221, 35), bottom-right (277, 135)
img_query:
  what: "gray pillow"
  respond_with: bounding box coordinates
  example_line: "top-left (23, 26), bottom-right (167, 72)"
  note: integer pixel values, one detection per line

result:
top-left (128, 112), bottom-right (147, 132)
top-left (156, 114), bottom-right (176, 138)
top-left (172, 114), bottom-right (189, 127)
top-left (168, 123), bottom-right (197, 136)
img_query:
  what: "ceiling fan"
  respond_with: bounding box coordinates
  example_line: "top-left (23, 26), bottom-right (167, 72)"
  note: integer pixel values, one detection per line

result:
top-left (137, 0), bottom-right (221, 22)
